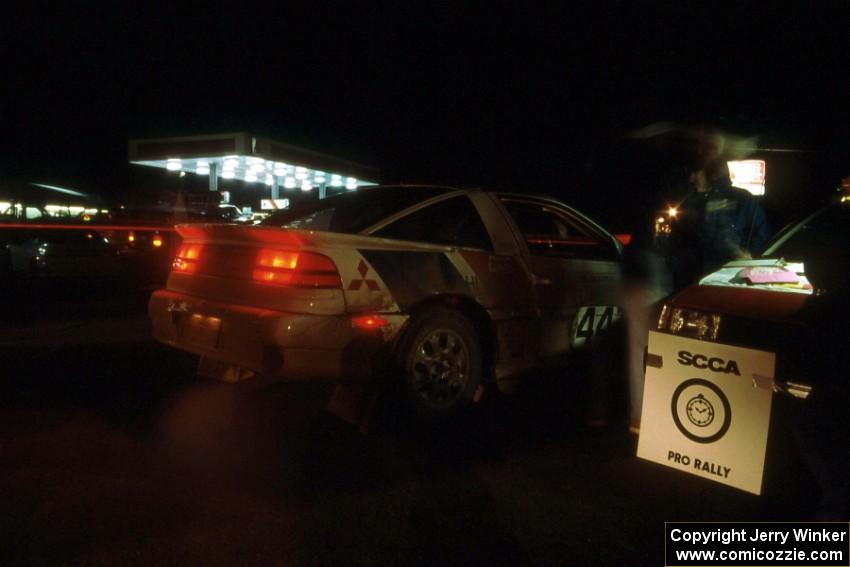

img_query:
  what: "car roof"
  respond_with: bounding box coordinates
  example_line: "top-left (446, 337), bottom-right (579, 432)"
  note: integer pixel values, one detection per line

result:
top-left (366, 184), bottom-right (563, 200)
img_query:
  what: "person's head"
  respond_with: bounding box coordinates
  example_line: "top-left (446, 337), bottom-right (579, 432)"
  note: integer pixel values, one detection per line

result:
top-left (686, 130), bottom-right (730, 191)
top-left (694, 131), bottom-right (725, 171)
top-left (688, 169), bottom-right (708, 192)
top-left (705, 159), bottom-right (732, 186)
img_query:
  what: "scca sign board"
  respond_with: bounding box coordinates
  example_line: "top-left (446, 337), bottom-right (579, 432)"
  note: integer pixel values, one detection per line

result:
top-left (637, 331), bottom-right (775, 495)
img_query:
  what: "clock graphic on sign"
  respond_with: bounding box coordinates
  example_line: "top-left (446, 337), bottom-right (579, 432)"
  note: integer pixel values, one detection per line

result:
top-left (685, 394), bottom-right (714, 427)
top-left (671, 378), bottom-right (732, 444)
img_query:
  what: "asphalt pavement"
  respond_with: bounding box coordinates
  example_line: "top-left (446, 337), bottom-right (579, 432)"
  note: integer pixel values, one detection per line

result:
top-left (0, 288), bottom-right (821, 566)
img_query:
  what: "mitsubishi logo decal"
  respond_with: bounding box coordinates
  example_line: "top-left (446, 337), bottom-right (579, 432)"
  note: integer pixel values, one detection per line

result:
top-left (348, 260), bottom-right (380, 291)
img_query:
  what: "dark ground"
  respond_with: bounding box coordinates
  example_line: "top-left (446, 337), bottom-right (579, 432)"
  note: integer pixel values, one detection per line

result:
top-left (0, 283), bottom-right (820, 566)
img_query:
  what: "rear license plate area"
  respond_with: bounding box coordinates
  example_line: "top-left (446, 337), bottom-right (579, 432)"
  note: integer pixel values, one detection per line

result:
top-left (181, 313), bottom-right (222, 348)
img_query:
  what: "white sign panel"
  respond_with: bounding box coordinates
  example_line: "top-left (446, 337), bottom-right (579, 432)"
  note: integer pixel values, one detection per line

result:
top-left (637, 331), bottom-right (775, 495)
top-left (260, 198), bottom-right (290, 210)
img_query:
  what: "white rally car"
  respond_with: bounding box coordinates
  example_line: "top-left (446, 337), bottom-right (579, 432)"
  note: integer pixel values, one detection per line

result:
top-left (149, 186), bottom-right (623, 419)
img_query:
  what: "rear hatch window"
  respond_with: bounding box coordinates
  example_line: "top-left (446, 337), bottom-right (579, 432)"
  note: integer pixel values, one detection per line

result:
top-left (260, 186), bottom-right (450, 234)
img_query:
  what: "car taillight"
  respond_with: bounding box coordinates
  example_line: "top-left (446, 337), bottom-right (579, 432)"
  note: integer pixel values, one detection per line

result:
top-left (173, 243), bottom-right (202, 273)
top-left (252, 248), bottom-right (341, 288)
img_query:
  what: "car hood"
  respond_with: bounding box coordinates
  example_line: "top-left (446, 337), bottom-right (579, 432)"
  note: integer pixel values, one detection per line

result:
top-left (670, 259), bottom-right (813, 323)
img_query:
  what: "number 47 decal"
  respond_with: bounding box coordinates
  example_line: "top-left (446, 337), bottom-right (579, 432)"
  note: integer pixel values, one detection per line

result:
top-left (573, 306), bottom-right (620, 346)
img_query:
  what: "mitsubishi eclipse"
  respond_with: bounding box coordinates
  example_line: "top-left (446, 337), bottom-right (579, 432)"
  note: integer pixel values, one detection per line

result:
top-left (149, 185), bottom-right (625, 419)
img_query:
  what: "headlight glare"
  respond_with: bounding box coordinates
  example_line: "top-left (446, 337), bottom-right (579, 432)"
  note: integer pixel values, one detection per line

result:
top-left (668, 308), bottom-right (722, 340)
top-left (656, 304), bottom-right (670, 330)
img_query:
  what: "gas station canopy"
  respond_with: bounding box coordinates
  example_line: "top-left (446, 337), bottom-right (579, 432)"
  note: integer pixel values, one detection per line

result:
top-left (129, 132), bottom-right (379, 198)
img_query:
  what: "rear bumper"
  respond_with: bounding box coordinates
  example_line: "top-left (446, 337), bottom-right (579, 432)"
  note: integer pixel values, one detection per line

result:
top-left (149, 290), bottom-right (407, 382)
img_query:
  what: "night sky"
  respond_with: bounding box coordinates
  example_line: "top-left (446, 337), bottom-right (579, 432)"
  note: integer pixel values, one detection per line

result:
top-left (3, 3), bottom-right (849, 228)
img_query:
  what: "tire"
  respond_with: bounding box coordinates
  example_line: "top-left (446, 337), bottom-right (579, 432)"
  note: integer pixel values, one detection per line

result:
top-left (394, 306), bottom-right (482, 423)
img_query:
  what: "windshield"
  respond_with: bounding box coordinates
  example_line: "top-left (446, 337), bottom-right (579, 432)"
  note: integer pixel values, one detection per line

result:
top-left (763, 204), bottom-right (850, 262)
top-left (260, 186), bottom-right (451, 234)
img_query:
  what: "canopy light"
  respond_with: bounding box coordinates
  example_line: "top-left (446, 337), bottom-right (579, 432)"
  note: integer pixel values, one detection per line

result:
top-left (727, 160), bottom-right (766, 196)
top-left (132, 154), bottom-right (377, 190)
top-left (129, 133), bottom-right (380, 196)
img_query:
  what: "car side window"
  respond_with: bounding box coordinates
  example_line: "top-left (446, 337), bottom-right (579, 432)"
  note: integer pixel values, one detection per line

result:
top-left (25, 207), bottom-right (43, 220)
top-left (501, 198), bottom-right (616, 260)
top-left (374, 196), bottom-right (493, 250)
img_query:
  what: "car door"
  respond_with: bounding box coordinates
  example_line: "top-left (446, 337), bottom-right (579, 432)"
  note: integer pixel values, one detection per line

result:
top-left (369, 193), bottom-right (536, 318)
top-left (497, 196), bottom-right (623, 358)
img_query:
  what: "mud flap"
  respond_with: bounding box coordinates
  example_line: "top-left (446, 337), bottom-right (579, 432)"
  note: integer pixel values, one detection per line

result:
top-left (327, 382), bottom-right (385, 434)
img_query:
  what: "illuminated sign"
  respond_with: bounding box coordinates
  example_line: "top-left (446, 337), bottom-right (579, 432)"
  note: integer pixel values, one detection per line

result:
top-left (260, 199), bottom-right (291, 210)
top-left (727, 160), bottom-right (766, 196)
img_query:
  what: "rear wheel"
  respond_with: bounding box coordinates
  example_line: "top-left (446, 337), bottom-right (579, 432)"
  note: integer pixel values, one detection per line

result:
top-left (396, 307), bottom-right (482, 422)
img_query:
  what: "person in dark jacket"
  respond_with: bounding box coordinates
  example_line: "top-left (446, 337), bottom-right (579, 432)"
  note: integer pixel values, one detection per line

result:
top-left (668, 158), bottom-right (771, 290)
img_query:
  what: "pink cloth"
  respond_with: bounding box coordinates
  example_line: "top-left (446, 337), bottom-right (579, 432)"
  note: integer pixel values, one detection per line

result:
top-left (738, 267), bottom-right (800, 284)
